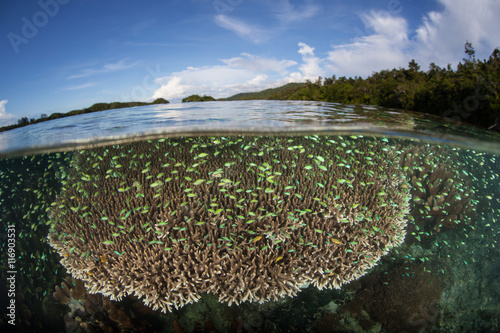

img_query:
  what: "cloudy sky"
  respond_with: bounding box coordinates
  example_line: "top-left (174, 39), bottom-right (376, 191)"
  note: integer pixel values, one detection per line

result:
top-left (1, 0), bottom-right (499, 126)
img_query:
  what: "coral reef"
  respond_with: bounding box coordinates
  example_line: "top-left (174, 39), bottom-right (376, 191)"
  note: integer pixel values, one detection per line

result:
top-left (48, 135), bottom-right (411, 312)
top-left (398, 143), bottom-right (476, 232)
top-left (53, 276), bottom-right (152, 332)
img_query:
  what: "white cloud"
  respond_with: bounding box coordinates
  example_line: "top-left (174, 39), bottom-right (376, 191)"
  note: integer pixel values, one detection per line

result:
top-left (151, 53), bottom-right (299, 101)
top-left (68, 59), bottom-right (140, 79)
top-left (221, 53), bottom-right (296, 74)
top-left (415, 0), bottom-right (500, 66)
top-left (152, 68), bottom-right (264, 101)
top-left (282, 42), bottom-right (324, 82)
top-left (326, 11), bottom-right (409, 77)
top-left (247, 74), bottom-right (268, 86)
top-left (212, 0), bottom-right (500, 78)
top-left (297, 42), bottom-right (323, 79)
top-left (152, 76), bottom-right (191, 100)
top-left (361, 10), bottom-right (408, 41)
top-left (0, 100), bottom-right (17, 127)
top-left (298, 43), bottom-right (315, 57)
top-left (214, 1), bottom-right (319, 43)
top-left (325, 0), bottom-right (500, 77)
top-left (0, 100), bottom-right (7, 115)
top-left (214, 15), bottom-right (269, 43)
top-left (153, 0), bottom-right (500, 101)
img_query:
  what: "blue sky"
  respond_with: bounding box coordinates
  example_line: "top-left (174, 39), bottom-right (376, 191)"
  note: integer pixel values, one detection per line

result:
top-left (1, 0), bottom-right (500, 126)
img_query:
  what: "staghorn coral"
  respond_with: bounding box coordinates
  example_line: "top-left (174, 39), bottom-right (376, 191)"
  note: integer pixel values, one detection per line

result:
top-left (48, 135), bottom-right (411, 313)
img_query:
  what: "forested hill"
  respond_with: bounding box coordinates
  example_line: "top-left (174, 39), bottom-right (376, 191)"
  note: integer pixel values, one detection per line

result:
top-left (223, 44), bottom-right (500, 131)
top-left (0, 98), bottom-right (169, 133)
top-left (221, 83), bottom-right (306, 100)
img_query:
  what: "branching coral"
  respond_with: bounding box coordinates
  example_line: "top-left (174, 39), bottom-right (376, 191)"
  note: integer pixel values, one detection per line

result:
top-left (48, 135), bottom-right (411, 312)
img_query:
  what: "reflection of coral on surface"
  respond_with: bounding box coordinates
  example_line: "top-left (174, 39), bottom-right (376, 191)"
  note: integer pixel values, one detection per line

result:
top-left (53, 276), bottom-right (151, 332)
top-left (399, 144), bottom-right (476, 232)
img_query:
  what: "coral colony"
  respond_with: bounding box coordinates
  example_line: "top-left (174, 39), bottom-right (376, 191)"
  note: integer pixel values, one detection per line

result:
top-left (47, 135), bottom-right (475, 313)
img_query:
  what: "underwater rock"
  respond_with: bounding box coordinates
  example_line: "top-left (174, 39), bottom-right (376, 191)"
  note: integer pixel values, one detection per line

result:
top-left (53, 276), bottom-right (149, 332)
top-left (314, 263), bottom-right (443, 333)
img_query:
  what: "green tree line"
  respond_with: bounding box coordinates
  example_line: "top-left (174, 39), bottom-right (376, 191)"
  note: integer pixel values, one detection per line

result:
top-left (257, 43), bottom-right (499, 130)
top-left (182, 95), bottom-right (216, 103)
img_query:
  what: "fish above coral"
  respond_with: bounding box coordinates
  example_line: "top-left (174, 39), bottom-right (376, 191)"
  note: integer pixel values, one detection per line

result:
top-left (48, 135), bottom-right (413, 312)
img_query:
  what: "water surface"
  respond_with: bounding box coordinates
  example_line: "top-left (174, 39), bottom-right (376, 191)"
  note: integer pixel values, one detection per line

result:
top-left (1, 100), bottom-right (499, 157)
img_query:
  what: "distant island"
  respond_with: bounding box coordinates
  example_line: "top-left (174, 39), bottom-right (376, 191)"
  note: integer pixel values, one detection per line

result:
top-left (182, 95), bottom-right (216, 103)
top-left (0, 98), bottom-right (169, 133)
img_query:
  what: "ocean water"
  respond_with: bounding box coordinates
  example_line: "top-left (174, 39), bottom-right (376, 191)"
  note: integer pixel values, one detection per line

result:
top-left (0, 100), bottom-right (499, 333)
